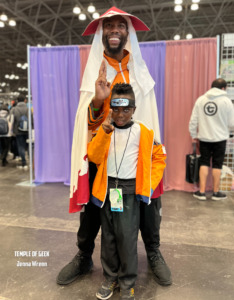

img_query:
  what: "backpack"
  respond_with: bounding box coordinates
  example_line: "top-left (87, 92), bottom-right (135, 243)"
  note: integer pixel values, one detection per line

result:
top-left (0, 117), bottom-right (9, 135)
top-left (18, 114), bottom-right (28, 131)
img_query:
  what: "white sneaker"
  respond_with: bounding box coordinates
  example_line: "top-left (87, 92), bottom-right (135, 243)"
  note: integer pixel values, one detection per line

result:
top-left (23, 165), bottom-right (28, 171)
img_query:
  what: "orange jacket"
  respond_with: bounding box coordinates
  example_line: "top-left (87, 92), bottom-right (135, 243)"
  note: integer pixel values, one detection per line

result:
top-left (87, 122), bottom-right (166, 207)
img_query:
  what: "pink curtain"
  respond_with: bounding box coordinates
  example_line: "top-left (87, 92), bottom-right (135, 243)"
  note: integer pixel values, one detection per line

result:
top-left (78, 45), bottom-right (91, 82)
top-left (164, 38), bottom-right (217, 192)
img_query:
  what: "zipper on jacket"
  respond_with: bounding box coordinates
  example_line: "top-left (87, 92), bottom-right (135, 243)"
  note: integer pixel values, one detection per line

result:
top-left (148, 135), bottom-right (154, 205)
top-left (101, 169), bottom-right (108, 208)
top-left (119, 63), bottom-right (127, 83)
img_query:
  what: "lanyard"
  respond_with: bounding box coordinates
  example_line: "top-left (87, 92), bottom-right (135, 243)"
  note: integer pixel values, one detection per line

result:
top-left (114, 126), bottom-right (132, 188)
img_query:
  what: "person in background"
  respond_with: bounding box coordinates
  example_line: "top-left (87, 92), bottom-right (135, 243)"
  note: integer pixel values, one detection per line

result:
top-left (57, 6), bottom-right (171, 288)
top-left (11, 95), bottom-right (29, 170)
top-left (189, 78), bottom-right (234, 200)
top-left (0, 104), bottom-right (14, 166)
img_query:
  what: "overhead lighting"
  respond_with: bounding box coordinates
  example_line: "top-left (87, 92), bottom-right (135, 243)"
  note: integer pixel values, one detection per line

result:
top-left (2, 82), bottom-right (6, 86)
top-left (5, 74), bottom-right (9, 78)
top-left (37, 44), bottom-right (42, 47)
top-left (87, 4), bottom-right (96, 13)
top-left (186, 33), bottom-right (193, 39)
top-left (15, 76), bottom-right (19, 80)
top-left (9, 75), bottom-right (15, 80)
top-left (0, 89), bottom-right (2, 92)
top-left (79, 13), bottom-right (86, 21)
top-left (174, 5), bottom-right (183, 12)
top-left (9, 19), bottom-right (16, 26)
top-left (192, 0), bottom-right (200, 3)
top-left (174, 34), bottom-right (181, 40)
top-left (0, 13), bottom-right (8, 21)
top-left (191, 3), bottom-right (199, 10)
top-left (0, 21), bottom-right (5, 27)
top-left (92, 12), bottom-right (100, 19)
top-left (174, 0), bottom-right (183, 4)
top-left (17, 63), bottom-right (22, 68)
top-left (46, 43), bottom-right (51, 47)
top-left (73, 5), bottom-right (81, 14)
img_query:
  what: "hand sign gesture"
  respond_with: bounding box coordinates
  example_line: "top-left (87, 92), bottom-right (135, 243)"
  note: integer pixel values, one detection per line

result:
top-left (94, 60), bottom-right (111, 108)
top-left (102, 109), bottom-right (114, 134)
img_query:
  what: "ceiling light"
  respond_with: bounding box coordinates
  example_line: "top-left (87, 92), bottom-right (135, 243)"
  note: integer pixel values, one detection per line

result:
top-left (24, 63), bottom-right (28, 68)
top-left (174, 0), bottom-right (183, 4)
top-left (92, 12), bottom-right (100, 19)
top-left (5, 74), bottom-right (9, 78)
top-left (88, 4), bottom-right (96, 13)
top-left (37, 44), bottom-right (42, 47)
top-left (0, 21), bottom-right (5, 28)
top-left (174, 5), bottom-right (183, 12)
top-left (186, 33), bottom-right (193, 39)
top-left (17, 63), bottom-right (22, 68)
top-left (9, 19), bottom-right (16, 26)
top-left (174, 34), bottom-right (180, 40)
top-left (0, 89), bottom-right (2, 92)
top-left (191, 3), bottom-right (199, 10)
top-left (46, 43), bottom-right (51, 47)
top-left (79, 13), bottom-right (86, 21)
top-left (10, 75), bottom-right (15, 80)
top-left (73, 6), bottom-right (81, 14)
top-left (15, 76), bottom-right (19, 80)
top-left (192, 0), bottom-right (200, 3)
top-left (2, 82), bottom-right (6, 86)
top-left (0, 13), bottom-right (8, 21)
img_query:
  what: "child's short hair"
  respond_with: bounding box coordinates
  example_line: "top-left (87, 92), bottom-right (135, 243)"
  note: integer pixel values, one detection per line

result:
top-left (111, 83), bottom-right (135, 108)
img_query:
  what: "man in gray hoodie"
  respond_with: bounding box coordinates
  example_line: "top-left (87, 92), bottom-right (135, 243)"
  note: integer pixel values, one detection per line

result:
top-left (11, 95), bottom-right (29, 169)
top-left (189, 78), bottom-right (234, 201)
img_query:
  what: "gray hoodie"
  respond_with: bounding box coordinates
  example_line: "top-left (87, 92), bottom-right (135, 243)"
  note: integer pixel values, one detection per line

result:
top-left (189, 88), bottom-right (234, 142)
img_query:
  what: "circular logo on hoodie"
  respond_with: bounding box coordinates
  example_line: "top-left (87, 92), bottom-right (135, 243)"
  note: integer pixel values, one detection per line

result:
top-left (204, 102), bottom-right (217, 116)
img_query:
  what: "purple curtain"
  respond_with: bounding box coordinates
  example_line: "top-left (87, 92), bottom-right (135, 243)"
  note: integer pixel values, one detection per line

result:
top-left (30, 46), bottom-right (80, 184)
top-left (140, 41), bottom-right (166, 143)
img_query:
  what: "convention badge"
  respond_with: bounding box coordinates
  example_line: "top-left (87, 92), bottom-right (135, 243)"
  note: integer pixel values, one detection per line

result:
top-left (109, 188), bottom-right (123, 212)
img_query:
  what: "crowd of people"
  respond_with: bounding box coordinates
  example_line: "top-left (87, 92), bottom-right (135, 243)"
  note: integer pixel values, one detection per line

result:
top-left (0, 95), bottom-right (31, 169)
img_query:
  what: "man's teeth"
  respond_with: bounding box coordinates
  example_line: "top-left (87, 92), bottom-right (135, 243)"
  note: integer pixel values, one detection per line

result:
top-left (109, 38), bottom-right (119, 41)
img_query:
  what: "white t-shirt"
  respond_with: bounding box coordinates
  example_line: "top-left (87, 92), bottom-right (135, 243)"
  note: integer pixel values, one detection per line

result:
top-left (107, 122), bottom-right (140, 179)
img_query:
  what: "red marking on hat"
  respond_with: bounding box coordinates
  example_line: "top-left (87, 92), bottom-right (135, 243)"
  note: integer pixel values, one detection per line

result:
top-left (82, 6), bottom-right (150, 36)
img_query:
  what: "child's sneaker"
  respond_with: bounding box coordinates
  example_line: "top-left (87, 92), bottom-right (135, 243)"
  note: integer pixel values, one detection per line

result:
top-left (193, 191), bottom-right (207, 201)
top-left (96, 279), bottom-right (118, 300)
top-left (211, 191), bottom-right (227, 201)
top-left (120, 288), bottom-right (135, 300)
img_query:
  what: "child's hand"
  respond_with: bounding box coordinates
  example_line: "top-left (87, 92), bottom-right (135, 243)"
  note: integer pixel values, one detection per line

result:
top-left (102, 109), bottom-right (114, 134)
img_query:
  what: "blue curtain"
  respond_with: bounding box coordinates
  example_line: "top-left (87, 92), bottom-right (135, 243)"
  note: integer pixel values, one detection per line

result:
top-left (30, 46), bottom-right (80, 184)
top-left (140, 41), bottom-right (166, 143)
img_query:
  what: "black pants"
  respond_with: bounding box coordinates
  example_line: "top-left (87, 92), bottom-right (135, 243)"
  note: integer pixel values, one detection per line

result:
top-left (101, 194), bottom-right (140, 290)
top-left (0, 137), bottom-right (10, 161)
top-left (77, 163), bottom-right (162, 259)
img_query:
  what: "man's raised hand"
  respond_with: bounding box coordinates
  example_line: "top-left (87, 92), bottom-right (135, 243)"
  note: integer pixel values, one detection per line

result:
top-left (93, 60), bottom-right (111, 108)
top-left (102, 109), bottom-right (114, 134)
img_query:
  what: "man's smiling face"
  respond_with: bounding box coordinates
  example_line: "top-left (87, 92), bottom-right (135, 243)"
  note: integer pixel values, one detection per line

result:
top-left (102, 15), bottom-right (128, 55)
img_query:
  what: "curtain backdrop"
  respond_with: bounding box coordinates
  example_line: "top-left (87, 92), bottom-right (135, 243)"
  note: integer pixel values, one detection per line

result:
top-left (30, 46), bottom-right (80, 183)
top-left (30, 38), bottom-right (217, 190)
top-left (164, 38), bottom-right (217, 191)
top-left (140, 41), bottom-right (166, 142)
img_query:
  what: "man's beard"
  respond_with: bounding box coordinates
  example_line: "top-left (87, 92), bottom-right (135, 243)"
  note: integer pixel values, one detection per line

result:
top-left (102, 35), bottom-right (127, 55)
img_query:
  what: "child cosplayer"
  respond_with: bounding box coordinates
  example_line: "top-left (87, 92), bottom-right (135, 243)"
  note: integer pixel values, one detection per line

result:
top-left (87, 83), bottom-right (166, 300)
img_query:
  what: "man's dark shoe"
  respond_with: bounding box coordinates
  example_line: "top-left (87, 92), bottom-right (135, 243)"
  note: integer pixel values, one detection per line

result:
top-left (193, 191), bottom-right (207, 201)
top-left (148, 249), bottom-right (172, 286)
top-left (56, 253), bottom-right (93, 285)
top-left (211, 191), bottom-right (227, 201)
